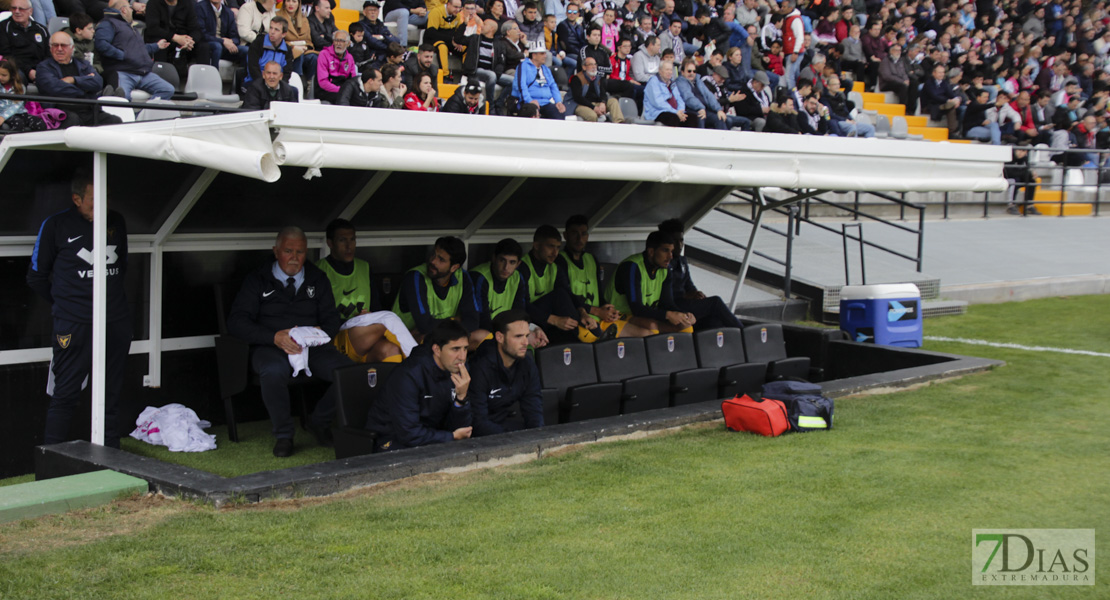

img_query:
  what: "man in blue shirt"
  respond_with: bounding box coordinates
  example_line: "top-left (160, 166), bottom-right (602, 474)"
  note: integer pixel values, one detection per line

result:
top-left (512, 39), bottom-right (566, 119)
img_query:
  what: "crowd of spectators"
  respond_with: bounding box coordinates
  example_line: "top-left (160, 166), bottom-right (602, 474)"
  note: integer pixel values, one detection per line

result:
top-left (3, 0), bottom-right (1110, 153)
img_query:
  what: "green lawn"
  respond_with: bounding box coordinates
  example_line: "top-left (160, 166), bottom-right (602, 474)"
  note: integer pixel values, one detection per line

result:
top-left (0, 296), bottom-right (1106, 599)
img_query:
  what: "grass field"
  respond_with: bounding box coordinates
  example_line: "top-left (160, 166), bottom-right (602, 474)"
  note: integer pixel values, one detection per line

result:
top-left (0, 296), bottom-right (1107, 598)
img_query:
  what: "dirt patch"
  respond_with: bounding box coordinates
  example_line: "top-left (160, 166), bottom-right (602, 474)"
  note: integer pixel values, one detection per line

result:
top-left (0, 493), bottom-right (198, 557)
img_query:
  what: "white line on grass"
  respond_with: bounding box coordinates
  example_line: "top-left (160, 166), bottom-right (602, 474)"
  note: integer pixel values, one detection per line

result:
top-left (925, 336), bottom-right (1110, 358)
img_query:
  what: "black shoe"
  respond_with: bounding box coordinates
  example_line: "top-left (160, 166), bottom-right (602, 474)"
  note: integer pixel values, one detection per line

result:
top-left (597, 324), bottom-right (619, 342)
top-left (1025, 206), bottom-right (1042, 215)
top-left (273, 438), bottom-right (294, 457)
top-left (1006, 205), bottom-right (1021, 215)
top-left (307, 422), bottom-right (334, 448)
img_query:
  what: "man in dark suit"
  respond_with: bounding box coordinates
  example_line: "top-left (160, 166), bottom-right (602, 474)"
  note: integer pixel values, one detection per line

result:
top-left (920, 63), bottom-right (961, 137)
top-left (226, 226), bottom-right (353, 457)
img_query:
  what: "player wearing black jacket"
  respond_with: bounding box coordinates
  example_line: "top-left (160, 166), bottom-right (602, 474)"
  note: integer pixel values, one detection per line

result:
top-left (467, 311), bottom-right (543, 436)
top-left (26, 173), bottom-right (132, 448)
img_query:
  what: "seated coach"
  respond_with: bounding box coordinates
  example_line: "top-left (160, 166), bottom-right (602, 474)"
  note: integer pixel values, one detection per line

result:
top-left (226, 226), bottom-right (352, 458)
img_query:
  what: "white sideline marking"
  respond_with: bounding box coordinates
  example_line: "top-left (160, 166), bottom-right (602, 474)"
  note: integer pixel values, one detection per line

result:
top-left (925, 336), bottom-right (1110, 358)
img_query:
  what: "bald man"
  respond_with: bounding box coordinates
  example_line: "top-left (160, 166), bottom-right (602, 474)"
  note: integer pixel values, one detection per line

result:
top-left (96, 0), bottom-right (175, 101)
top-left (35, 31), bottom-right (124, 126)
top-left (227, 226), bottom-right (353, 457)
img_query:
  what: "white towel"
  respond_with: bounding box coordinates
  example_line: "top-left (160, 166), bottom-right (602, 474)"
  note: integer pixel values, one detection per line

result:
top-left (288, 326), bottom-right (332, 377)
top-left (130, 403), bottom-right (217, 452)
top-left (340, 310), bottom-right (418, 357)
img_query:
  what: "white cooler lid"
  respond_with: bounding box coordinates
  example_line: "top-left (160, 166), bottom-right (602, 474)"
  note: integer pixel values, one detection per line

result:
top-left (840, 283), bottom-right (921, 300)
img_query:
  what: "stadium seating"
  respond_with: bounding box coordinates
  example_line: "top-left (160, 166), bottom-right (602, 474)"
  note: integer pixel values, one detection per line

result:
top-left (593, 338), bottom-right (670, 414)
top-left (185, 64), bottom-right (242, 104)
top-left (741, 323), bottom-right (810, 381)
top-left (692, 328), bottom-right (767, 399)
top-left (643, 333), bottom-right (719, 406)
top-left (536, 344), bottom-right (622, 423)
top-left (334, 362), bottom-right (396, 458)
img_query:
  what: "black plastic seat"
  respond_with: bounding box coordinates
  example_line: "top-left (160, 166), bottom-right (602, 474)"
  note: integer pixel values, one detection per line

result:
top-left (643, 333), bottom-right (720, 406)
top-left (741, 323), bottom-right (811, 381)
top-left (593, 338), bottom-right (670, 414)
top-left (536, 344), bottom-right (622, 423)
top-left (693, 328), bottom-right (768, 399)
top-left (333, 362), bottom-right (397, 459)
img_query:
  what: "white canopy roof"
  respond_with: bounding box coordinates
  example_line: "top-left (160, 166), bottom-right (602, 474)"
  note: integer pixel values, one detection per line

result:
top-left (0, 102), bottom-right (1010, 191)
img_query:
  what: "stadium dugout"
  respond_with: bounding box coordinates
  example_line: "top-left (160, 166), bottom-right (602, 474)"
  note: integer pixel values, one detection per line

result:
top-left (0, 102), bottom-right (1010, 460)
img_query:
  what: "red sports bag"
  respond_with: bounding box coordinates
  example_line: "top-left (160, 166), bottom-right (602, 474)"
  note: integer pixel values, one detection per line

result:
top-left (721, 395), bottom-right (791, 437)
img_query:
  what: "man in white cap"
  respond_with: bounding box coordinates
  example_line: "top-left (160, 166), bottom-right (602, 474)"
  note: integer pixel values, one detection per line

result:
top-left (511, 39), bottom-right (566, 119)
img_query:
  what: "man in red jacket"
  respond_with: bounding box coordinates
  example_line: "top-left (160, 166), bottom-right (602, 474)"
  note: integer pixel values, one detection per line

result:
top-left (780, 0), bottom-right (804, 91)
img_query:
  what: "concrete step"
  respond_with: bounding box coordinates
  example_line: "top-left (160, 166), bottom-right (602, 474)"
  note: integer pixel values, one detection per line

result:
top-left (0, 469), bottom-right (148, 524)
top-left (1030, 202), bottom-right (1093, 216)
top-left (908, 126), bottom-right (948, 141)
top-left (865, 102), bottom-right (906, 116)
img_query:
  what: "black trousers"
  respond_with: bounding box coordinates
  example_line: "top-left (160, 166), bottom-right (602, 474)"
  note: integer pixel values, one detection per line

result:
top-left (656, 111), bottom-right (700, 128)
top-left (677, 296), bottom-right (743, 330)
top-left (45, 317), bottom-right (133, 448)
top-left (250, 343), bottom-right (351, 439)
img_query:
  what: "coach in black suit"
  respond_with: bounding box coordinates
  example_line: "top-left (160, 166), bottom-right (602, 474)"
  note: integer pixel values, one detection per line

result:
top-left (227, 226), bottom-right (352, 457)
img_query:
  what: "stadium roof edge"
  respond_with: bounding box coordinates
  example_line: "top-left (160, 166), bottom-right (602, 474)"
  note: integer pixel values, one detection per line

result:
top-left (0, 102), bottom-right (1010, 193)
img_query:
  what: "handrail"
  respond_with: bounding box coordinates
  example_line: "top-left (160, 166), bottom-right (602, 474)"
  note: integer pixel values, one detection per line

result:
top-left (691, 200), bottom-right (797, 298)
top-left (0, 92), bottom-right (246, 128)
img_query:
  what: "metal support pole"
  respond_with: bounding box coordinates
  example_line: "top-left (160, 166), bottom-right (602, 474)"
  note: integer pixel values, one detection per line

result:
top-left (943, 191), bottom-right (950, 220)
top-left (784, 207), bottom-right (795, 298)
top-left (982, 191), bottom-right (990, 218)
top-left (916, 208), bottom-right (925, 272)
top-left (728, 190), bottom-right (766, 312)
top-left (91, 152), bottom-right (108, 446)
top-left (1097, 157), bottom-right (1103, 217)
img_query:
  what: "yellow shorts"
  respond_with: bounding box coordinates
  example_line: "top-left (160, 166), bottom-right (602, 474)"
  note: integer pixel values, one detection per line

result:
top-left (577, 319), bottom-right (627, 343)
top-left (334, 329), bottom-right (405, 363)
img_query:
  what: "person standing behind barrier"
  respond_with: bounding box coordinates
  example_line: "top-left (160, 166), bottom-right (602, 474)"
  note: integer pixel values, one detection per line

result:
top-left (27, 171), bottom-right (132, 448)
top-left (365, 320), bottom-right (475, 451)
top-left (468, 310), bottom-right (544, 437)
top-left (226, 226), bottom-right (353, 457)
top-left (779, 0), bottom-right (804, 91)
top-left (605, 230), bottom-right (696, 334)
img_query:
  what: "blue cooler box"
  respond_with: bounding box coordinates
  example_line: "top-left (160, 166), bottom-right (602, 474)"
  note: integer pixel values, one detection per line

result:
top-left (839, 284), bottom-right (923, 348)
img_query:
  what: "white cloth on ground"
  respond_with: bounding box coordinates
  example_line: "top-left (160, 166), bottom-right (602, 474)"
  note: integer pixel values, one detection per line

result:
top-left (289, 326), bottom-right (332, 376)
top-left (340, 310), bottom-right (418, 357)
top-left (130, 403), bottom-right (217, 452)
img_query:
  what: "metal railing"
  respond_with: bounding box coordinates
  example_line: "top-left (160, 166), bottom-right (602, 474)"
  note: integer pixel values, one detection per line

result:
top-left (691, 204), bottom-right (798, 297)
top-left (788, 188), bottom-right (926, 275)
top-left (0, 92), bottom-right (246, 129)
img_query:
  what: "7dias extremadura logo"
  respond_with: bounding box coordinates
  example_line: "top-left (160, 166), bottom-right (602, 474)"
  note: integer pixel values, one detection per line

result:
top-left (972, 529), bottom-right (1094, 586)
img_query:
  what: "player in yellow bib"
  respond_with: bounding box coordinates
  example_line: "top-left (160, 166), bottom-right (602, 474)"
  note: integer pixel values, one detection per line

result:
top-left (604, 230), bottom-right (696, 334)
top-left (470, 238), bottom-right (549, 348)
top-left (558, 214), bottom-right (651, 341)
top-left (392, 236), bottom-right (484, 349)
top-left (317, 219), bottom-right (416, 363)
top-left (516, 224), bottom-right (582, 343)
top-left (658, 218), bottom-right (744, 330)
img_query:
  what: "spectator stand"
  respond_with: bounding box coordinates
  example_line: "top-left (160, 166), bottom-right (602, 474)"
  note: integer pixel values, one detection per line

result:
top-left (0, 101), bottom-right (1009, 448)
